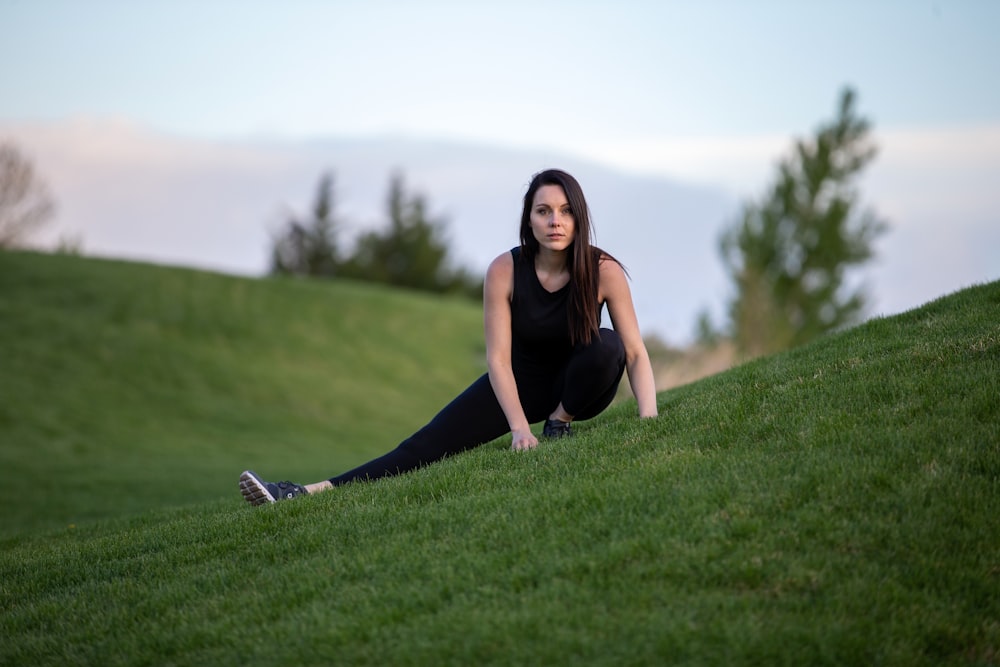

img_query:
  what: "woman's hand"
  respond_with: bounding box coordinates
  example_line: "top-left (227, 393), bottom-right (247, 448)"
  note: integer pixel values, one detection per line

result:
top-left (510, 428), bottom-right (539, 452)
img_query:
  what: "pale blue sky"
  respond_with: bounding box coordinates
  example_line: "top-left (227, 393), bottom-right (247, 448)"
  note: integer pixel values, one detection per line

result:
top-left (3, 0), bottom-right (998, 148)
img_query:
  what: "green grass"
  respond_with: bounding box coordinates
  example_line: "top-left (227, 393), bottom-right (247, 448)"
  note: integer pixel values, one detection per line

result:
top-left (2, 251), bottom-right (998, 665)
top-left (0, 251), bottom-right (485, 537)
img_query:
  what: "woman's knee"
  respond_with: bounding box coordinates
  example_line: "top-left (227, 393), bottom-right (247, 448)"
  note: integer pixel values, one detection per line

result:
top-left (578, 328), bottom-right (625, 373)
top-left (561, 328), bottom-right (626, 416)
top-left (598, 327), bottom-right (625, 360)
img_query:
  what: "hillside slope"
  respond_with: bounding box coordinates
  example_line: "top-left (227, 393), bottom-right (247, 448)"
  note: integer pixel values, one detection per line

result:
top-left (1, 253), bottom-right (997, 664)
top-left (0, 251), bottom-right (485, 537)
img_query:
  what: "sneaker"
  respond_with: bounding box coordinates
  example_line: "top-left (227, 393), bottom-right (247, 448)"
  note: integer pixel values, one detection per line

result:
top-left (239, 470), bottom-right (308, 506)
top-left (542, 418), bottom-right (573, 438)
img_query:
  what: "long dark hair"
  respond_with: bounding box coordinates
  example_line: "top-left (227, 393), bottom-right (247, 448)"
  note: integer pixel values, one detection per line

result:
top-left (519, 169), bottom-right (619, 346)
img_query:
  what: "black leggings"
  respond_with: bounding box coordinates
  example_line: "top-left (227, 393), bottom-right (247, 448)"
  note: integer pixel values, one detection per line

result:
top-left (329, 328), bottom-right (626, 486)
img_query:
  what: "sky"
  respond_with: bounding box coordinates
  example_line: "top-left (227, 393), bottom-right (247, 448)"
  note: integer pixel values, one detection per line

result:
top-left (4, 2), bottom-right (999, 149)
top-left (2, 0), bottom-right (999, 341)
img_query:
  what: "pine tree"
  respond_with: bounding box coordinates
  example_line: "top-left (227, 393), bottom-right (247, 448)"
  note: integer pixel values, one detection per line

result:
top-left (270, 172), bottom-right (339, 277)
top-left (342, 172), bottom-right (455, 293)
top-left (719, 87), bottom-right (888, 357)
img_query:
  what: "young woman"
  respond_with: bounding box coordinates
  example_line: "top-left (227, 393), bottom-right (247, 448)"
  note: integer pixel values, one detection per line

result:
top-left (240, 168), bottom-right (658, 505)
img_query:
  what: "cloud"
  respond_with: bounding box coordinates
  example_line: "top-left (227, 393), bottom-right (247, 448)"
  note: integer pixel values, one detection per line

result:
top-left (869, 124), bottom-right (1000, 224)
top-left (2, 119), bottom-right (316, 273)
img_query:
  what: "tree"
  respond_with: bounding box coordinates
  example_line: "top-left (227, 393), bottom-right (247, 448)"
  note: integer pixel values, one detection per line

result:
top-left (341, 172), bottom-right (479, 296)
top-left (718, 87), bottom-right (888, 358)
top-left (0, 141), bottom-right (56, 248)
top-left (270, 172), bottom-right (340, 277)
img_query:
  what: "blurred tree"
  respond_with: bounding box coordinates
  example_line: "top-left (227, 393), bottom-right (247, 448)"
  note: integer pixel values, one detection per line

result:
top-left (692, 308), bottom-right (722, 347)
top-left (270, 172), bottom-right (339, 277)
top-left (719, 87), bottom-right (888, 358)
top-left (0, 141), bottom-right (56, 248)
top-left (341, 171), bottom-right (480, 297)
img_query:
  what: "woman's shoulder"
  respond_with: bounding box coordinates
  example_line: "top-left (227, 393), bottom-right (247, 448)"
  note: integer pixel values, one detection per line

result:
top-left (485, 250), bottom-right (516, 300)
top-left (595, 247), bottom-right (625, 273)
top-left (596, 250), bottom-right (629, 292)
top-left (486, 250), bottom-right (516, 280)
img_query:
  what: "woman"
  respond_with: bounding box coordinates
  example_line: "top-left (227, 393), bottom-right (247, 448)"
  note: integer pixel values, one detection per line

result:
top-left (240, 168), bottom-right (658, 505)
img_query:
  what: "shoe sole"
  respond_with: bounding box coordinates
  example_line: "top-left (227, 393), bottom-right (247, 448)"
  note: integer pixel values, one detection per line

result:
top-left (239, 470), bottom-right (276, 505)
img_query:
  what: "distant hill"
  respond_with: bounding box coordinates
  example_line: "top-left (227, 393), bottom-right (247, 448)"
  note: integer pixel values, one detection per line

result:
top-left (0, 250), bottom-right (486, 537)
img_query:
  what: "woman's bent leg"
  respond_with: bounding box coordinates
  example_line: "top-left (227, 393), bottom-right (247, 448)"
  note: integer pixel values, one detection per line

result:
top-left (329, 373), bottom-right (508, 486)
top-left (560, 328), bottom-right (626, 420)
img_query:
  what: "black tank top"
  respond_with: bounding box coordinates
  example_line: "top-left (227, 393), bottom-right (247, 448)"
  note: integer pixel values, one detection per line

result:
top-left (509, 246), bottom-right (573, 371)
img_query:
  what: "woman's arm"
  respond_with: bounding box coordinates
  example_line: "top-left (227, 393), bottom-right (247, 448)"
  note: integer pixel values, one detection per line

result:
top-left (600, 259), bottom-right (659, 418)
top-left (484, 252), bottom-right (539, 451)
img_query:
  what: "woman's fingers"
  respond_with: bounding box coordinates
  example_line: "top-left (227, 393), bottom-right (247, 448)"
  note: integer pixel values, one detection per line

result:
top-left (511, 431), bottom-right (539, 451)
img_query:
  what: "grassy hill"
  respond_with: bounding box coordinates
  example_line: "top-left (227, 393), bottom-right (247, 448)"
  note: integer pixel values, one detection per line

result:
top-left (0, 251), bottom-right (485, 538)
top-left (2, 251), bottom-right (998, 665)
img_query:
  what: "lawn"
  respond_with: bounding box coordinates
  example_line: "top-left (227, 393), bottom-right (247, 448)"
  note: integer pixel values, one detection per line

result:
top-left (1, 251), bottom-right (997, 665)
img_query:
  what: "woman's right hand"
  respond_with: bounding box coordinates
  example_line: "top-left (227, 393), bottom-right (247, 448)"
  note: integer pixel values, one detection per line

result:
top-left (510, 428), bottom-right (539, 452)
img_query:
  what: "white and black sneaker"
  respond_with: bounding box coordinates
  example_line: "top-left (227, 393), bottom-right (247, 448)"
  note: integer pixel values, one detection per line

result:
top-left (239, 470), bottom-right (308, 506)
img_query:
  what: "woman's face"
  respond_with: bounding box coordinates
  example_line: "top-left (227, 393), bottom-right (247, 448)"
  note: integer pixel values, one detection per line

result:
top-left (529, 184), bottom-right (576, 253)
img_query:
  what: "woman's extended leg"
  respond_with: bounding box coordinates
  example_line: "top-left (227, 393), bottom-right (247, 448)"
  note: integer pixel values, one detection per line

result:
top-left (328, 373), bottom-right (509, 486)
top-left (241, 329), bottom-right (626, 503)
top-left (329, 327), bottom-right (624, 487)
